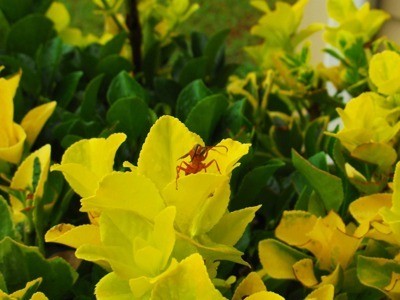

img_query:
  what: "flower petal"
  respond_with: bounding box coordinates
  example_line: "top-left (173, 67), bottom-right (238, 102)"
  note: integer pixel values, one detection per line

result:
top-left (21, 101), bottom-right (56, 147)
top-left (51, 133), bottom-right (126, 197)
top-left (137, 115), bottom-right (203, 191)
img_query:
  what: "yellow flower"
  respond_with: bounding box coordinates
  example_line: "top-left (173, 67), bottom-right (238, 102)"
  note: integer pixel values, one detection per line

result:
top-left (0, 71), bottom-right (56, 164)
top-left (369, 50), bottom-right (400, 96)
top-left (327, 92), bottom-right (400, 153)
top-left (46, 2), bottom-right (107, 47)
top-left (324, 0), bottom-right (389, 49)
top-left (47, 116), bottom-right (258, 270)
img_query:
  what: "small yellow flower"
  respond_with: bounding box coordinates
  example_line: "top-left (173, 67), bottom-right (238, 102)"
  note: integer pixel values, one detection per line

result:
top-left (0, 71), bottom-right (56, 164)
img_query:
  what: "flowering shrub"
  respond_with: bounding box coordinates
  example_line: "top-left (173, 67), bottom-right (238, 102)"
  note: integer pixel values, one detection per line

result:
top-left (1, 0), bottom-right (400, 299)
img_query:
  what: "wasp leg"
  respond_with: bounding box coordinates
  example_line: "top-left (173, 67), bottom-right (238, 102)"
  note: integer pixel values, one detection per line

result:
top-left (176, 161), bottom-right (191, 189)
top-left (204, 159), bottom-right (222, 174)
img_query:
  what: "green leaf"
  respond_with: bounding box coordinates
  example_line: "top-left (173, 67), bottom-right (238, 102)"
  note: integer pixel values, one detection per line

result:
top-left (204, 29), bottom-right (229, 74)
top-left (0, 237), bottom-right (78, 298)
top-left (100, 31), bottom-right (127, 58)
top-left (220, 99), bottom-right (251, 136)
top-left (0, 9), bottom-right (10, 49)
top-left (232, 160), bottom-right (284, 210)
top-left (107, 70), bottom-right (145, 105)
top-left (80, 74), bottom-right (104, 120)
top-left (176, 79), bottom-right (212, 120)
top-left (36, 37), bottom-right (63, 94)
top-left (0, 0), bottom-right (32, 23)
top-left (185, 94), bottom-right (228, 143)
top-left (0, 272), bottom-right (6, 293)
top-left (191, 31), bottom-right (208, 57)
top-left (357, 256), bottom-right (400, 297)
top-left (96, 54), bottom-right (132, 84)
top-left (54, 71), bottom-right (83, 108)
top-left (153, 77), bottom-right (181, 108)
top-left (178, 57), bottom-right (208, 86)
top-left (142, 41), bottom-right (161, 86)
top-left (305, 116), bottom-right (329, 157)
top-left (106, 97), bottom-right (150, 145)
top-left (7, 15), bottom-right (55, 56)
top-left (0, 196), bottom-right (18, 240)
top-left (292, 150), bottom-right (343, 212)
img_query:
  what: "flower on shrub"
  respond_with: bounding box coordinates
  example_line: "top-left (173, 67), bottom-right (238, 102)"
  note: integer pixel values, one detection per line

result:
top-left (46, 116), bottom-right (259, 297)
top-left (348, 162), bottom-right (400, 298)
top-left (246, 0), bottom-right (322, 69)
top-left (327, 92), bottom-right (400, 163)
top-left (369, 50), bottom-right (400, 96)
top-left (0, 70), bottom-right (56, 164)
top-left (258, 210), bottom-right (367, 292)
top-left (46, 2), bottom-right (114, 47)
top-left (324, 0), bottom-right (389, 50)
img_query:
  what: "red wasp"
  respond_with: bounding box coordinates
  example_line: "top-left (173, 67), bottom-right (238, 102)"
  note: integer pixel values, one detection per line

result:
top-left (176, 144), bottom-right (228, 189)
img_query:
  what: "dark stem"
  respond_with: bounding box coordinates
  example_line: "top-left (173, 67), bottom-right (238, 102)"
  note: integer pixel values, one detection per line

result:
top-left (126, 0), bottom-right (142, 73)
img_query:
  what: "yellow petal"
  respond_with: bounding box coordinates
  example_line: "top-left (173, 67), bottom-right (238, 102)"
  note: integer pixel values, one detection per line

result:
top-left (45, 223), bottom-right (101, 248)
top-left (0, 72), bottom-right (20, 132)
top-left (275, 210), bottom-right (317, 246)
top-left (31, 292), bottom-right (49, 300)
top-left (51, 133), bottom-right (126, 197)
top-left (137, 115), bottom-right (203, 191)
top-left (0, 123), bottom-right (26, 164)
top-left (20, 101), bottom-right (56, 147)
top-left (209, 205), bottom-right (261, 246)
top-left (349, 193), bottom-right (392, 224)
top-left (245, 291), bottom-right (285, 300)
top-left (369, 51), bottom-right (400, 95)
top-left (81, 172), bottom-right (165, 220)
top-left (232, 272), bottom-right (267, 300)
top-left (305, 284), bottom-right (335, 299)
top-left (206, 138), bottom-right (251, 175)
top-left (293, 258), bottom-right (319, 287)
top-left (259, 239), bottom-right (309, 279)
top-left (392, 162), bottom-right (400, 213)
top-left (45, 2), bottom-right (70, 32)
top-left (162, 173), bottom-right (229, 237)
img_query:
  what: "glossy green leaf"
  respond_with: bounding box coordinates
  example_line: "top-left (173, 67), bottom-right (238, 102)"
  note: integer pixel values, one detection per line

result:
top-left (0, 0), bottom-right (32, 23)
top-left (176, 79), bottom-right (211, 120)
top-left (36, 37), bottom-right (63, 94)
top-left (106, 97), bottom-right (150, 145)
top-left (0, 237), bottom-right (77, 299)
top-left (178, 57), bottom-right (208, 86)
top-left (185, 94), bottom-right (228, 143)
top-left (0, 9), bottom-right (9, 48)
top-left (292, 150), bottom-right (343, 212)
top-left (7, 15), bottom-right (55, 56)
top-left (232, 160), bottom-right (284, 210)
top-left (54, 71), bottom-right (83, 108)
top-left (107, 70), bottom-right (145, 105)
top-left (80, 74), bottom-right (104, 120)
top-left (204, 29), bottom-right (229, 74)
top-left (96, 54), bottom-right (132, 84)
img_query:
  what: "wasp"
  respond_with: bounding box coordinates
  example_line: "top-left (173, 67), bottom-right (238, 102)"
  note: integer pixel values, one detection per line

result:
top-left (176, 144), bottom-right (228, 189)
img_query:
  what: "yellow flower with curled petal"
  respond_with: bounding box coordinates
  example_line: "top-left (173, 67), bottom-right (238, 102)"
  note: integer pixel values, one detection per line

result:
top-left (327, 92), bottom-right (400, 153)
top-left (0, 71), bottom-right (56, 164)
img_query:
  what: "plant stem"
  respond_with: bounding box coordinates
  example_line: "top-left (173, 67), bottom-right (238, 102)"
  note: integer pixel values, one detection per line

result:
top-left (125, 0), bottom-right (142, 73)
